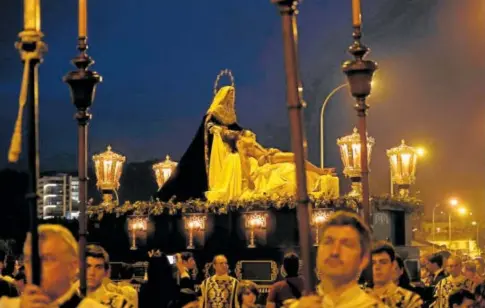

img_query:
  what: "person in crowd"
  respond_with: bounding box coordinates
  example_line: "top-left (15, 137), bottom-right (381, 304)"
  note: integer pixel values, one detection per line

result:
top-left (473, 282), bottom-right (485, 307)
top-left (0, 277), bottom-right (18, 299)
top-left (237, 280), bottom-right (261, 308)
top-left (368, 241), bottom-right (423, 307)
top-left (139, 249), bottom-right (179, 308)
top-left (427, 253), bottom-right (448, 286)
top-left (463, 261), bottom-right (483, 292)
top-left (267, 252), bottom-right (304, 308)
top-left (474, 258), bottom-right (485, 279)
top-left (287, 211), bottom-right (386, 308)
top-left (12, 272), bottom-right (26, 295)
top-left (176, 252), bottom-right (197, 291)
top-left (448, 289), bottom-right (474, 308)
top-left (434, 256), bottom-right (473, 308)
top-left (0, 224), bottom-right (104, 307)
top-left (85, 244), bottom-right (133, 308)
top-left (393, 255), bottom-right (413, 290)
top-left (1, 256), bottom-right (15, 285)
top-left (200, 254), bottom-right (239, 308)
top-left (118, 263), bottom-right (138, 308)
top-left (419, 254), bottom-right (433, 287)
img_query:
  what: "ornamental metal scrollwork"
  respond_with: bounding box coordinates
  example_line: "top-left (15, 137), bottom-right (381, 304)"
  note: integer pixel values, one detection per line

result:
top-left (373, 212), bottom-right (390, 225)
top-left (234, 261), bottom-right (278, 282)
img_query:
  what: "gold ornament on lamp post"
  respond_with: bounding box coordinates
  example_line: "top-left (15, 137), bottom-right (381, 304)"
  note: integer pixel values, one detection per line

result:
top-left (152, 155), bottom-right (177, 189)
top-left (337, 127), bottom-right (375, 198)
top-left (92, 145), bottom-right (126, 205)
top-left (387, 140), bottom-right (419, 198)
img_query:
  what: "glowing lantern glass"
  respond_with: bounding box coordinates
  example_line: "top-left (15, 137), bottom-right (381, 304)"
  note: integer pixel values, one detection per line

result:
top-left (387, 140), bottom-right (418, 197)
top-left (152, 155), bottom-right (178, 189)
top-left (92, 145), bottom-right (126, 205)
top-left (337, 127), bottom-right (375, 197)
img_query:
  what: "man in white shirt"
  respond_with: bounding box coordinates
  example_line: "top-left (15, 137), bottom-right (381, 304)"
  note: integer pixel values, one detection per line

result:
top-left (289, 211), bottom-right (386, 308)
top-left (0, 224), bottom-right (105, 307)
top-left (85, 245), bottom-right (133, 308)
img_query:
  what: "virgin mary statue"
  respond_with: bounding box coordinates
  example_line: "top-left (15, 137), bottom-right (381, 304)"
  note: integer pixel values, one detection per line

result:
top-left (156, 86), bottom-right (243, 202)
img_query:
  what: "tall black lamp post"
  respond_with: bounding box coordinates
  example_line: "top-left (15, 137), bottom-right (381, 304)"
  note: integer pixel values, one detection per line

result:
top-left (63, 0), bottom-right (102, 295)
top-left (342, 1), bottom-right (378, 226)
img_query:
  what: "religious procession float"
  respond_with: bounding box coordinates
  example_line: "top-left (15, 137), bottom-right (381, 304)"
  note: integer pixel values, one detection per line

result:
top-left (86, 70), bottom-right (423, 290)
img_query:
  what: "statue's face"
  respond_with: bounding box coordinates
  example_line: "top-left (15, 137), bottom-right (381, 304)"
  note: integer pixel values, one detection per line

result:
top-left (225, 88), bottom-right (235, 108)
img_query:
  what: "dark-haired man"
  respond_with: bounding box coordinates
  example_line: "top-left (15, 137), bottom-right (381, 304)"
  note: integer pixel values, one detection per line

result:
top-left (427, 253), bottom-right (447, 286)
top-left (176, 252), bottom-right (196, 291)
top-left (86, 244), bottom-right (134, 308)
top-left (368, 241), bottom-right (422, 307)
top-left (267, 253), bottom-right (304, 308)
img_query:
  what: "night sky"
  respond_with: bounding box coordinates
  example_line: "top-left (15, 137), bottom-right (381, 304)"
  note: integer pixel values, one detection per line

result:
top-left (0, 1), bottom-right (484, 217)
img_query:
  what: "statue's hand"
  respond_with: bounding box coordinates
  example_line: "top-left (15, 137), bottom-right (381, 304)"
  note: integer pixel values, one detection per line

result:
top-left (268, 148), bottom-right (280, 154)
top-left (209, 124), bottom-right (225, 134)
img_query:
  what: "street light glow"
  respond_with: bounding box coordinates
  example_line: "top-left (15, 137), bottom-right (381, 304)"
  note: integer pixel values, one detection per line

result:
top-left (416, 147), bottom-right (426, 157)
top-left (449, 198), bottom-right (459, 207)
top-left (472, 221), bottom-right (477, 226)
top-left (458, 207), bottom-right (467, 215)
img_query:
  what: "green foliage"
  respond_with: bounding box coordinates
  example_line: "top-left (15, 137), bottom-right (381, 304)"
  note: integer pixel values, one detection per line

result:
top-left (87, 194), bottom-right (423, 220)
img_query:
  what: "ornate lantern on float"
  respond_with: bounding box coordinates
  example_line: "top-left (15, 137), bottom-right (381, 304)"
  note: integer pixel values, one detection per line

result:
top-left (337, 127), bottom-right (375, 197)
top-left (387, 140), bottom-right (419, 198)
top-left (92, 145), bottom-right (126, 205)
top-left (152, 155), bottom-right (177, 189)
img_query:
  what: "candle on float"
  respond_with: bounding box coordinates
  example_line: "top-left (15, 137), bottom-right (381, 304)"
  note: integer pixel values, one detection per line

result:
top-left (79, 0), bottom-right (87, 37)
top-left (352, 0), bottom-right (362, 27)
top-left (24, 0), bottom-right (41, 31)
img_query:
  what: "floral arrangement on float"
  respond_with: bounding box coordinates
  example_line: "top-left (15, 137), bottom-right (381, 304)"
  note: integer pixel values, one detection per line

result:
top-left (86, 194), bottom-right (422, 221)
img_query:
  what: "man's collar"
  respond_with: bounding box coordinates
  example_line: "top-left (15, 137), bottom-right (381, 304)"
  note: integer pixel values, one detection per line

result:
top-left (434, 268), bottom-right (444, 278)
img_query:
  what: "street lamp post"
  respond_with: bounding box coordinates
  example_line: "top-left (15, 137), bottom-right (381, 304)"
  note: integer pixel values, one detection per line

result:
top-left (432, 203), bottom-right (439, 252)
top-left (472, 221), bottom-right (480, 253)
top-left (341, 7), bottom-right (378, 225)
top-left (320, 83), bottom-right (348, 168)
top-left (63, 0), bottom-right (102, 295)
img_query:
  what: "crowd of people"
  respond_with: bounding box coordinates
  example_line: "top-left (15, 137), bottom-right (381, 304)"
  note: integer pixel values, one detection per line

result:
top-left (1, 212), bottom-right (485, 307)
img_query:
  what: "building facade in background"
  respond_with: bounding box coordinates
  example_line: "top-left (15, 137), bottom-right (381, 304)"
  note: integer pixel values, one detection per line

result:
top-left (38, 174), bottom-right (79, 219)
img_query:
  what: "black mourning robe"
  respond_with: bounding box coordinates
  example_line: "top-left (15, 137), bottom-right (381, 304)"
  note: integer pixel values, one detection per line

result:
top-left (156, 114), bottom-right (242, 202)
